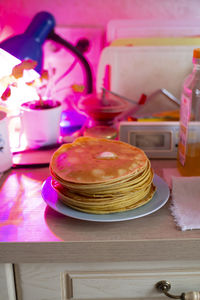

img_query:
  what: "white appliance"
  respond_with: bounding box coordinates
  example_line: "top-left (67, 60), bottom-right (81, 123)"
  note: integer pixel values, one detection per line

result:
top-left (96, 19), bottom-right (200, 106)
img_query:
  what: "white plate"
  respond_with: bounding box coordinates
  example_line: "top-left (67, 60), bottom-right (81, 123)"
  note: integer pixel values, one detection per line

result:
top-left (41, 174), bottom-right (170, 222)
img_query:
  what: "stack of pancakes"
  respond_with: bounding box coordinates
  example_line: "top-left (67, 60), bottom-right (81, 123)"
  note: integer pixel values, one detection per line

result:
top-left (50, 137), bottom-right (156, 214)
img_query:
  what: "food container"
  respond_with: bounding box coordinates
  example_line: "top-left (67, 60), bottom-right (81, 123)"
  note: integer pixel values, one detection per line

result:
top-left (78, 93), bottom-right (129, 125)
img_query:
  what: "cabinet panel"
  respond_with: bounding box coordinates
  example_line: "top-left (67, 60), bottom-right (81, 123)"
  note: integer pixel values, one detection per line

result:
top-left (0, 264), bottom-right (16, 300)
top-left (66, 270), bottom-right (200, 300)
top-left (14, 262), bottom-right (200, 300)
top-left (14, 264), bottom-right (61, 300)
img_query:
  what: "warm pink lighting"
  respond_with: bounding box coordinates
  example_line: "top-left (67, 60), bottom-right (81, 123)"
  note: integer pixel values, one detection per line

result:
top-left (0, 26), bottom-right (15, 43)
top-left (0, 49), bottom-right (44, 151)
top-left (0, 49), bottom-right (39, 115)
top-left (9, 127), bottom-right (28, 153)
top-left (0, 171), bottom-right (61, 242)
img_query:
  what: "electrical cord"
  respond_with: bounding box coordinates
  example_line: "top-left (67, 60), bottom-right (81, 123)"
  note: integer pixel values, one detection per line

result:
top-left (55, 38), bottom-right (90, 86)
top-left (47, 30), bottom-right (93, 94)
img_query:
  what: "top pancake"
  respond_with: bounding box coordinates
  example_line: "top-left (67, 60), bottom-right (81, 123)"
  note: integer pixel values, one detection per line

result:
top-left (50, 137), bottom-right (148, 184)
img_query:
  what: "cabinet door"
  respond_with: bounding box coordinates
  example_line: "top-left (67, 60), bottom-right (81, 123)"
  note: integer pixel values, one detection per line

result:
top-left (0, 264), bottom-right (16, 300)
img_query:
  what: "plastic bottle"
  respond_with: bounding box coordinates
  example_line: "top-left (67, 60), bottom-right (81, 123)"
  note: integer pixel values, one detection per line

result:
top-left (177, 48), bottom-right (200, 176)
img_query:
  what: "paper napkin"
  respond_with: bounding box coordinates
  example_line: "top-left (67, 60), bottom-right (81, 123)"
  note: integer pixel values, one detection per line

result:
top-left (171, 176), bottom-right (200, 231)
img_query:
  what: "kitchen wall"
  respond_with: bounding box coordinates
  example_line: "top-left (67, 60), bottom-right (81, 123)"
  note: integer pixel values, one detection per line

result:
top-left (1, 0), bottom-right (200, 37)
top-left (1, 0), bottom-right (200, 105)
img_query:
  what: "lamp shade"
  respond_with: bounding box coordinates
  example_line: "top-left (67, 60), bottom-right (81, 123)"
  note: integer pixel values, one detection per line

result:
top-left (0, 11), bottom-right (55, 73)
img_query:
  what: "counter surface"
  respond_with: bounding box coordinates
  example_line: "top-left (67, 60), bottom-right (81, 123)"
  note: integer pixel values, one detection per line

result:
top-left (0, 159), bottom-right (200, 263)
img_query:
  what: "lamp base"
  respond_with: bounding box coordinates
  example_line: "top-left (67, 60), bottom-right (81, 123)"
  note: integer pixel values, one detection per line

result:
top-left (60, 109), bottom-right (87, 136)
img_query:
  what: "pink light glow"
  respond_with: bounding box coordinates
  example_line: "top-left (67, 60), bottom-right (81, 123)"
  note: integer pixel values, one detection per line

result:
top-left (43, 26), bottom-right (103, 102)
top-left (0, 171), bottom-right (61, 242)
top-left (0, 26), bottom-right (15, 43)
top-left (0, 49), bottom-right (39, 115)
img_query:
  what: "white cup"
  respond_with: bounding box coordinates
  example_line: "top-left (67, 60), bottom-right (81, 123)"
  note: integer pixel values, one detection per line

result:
top-left (19, 100), bottom-right (62, 149)
top-left (0, 111), bottom-right (13, 172)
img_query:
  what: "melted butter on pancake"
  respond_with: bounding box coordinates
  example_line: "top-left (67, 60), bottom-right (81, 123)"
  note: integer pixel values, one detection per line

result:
top-left (96, 151), bottom-right (117, 159)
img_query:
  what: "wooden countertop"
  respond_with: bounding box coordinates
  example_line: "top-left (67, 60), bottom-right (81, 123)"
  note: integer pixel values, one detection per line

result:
top-left (0, 159), bottom-right (200, 263)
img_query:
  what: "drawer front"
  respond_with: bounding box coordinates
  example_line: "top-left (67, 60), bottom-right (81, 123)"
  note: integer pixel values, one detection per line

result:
top-left (65, 270), bottom-right (200, 300)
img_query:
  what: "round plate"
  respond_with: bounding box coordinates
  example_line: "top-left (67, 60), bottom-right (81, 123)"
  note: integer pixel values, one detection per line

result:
top-left (41, 174), bottom-right (170, 222)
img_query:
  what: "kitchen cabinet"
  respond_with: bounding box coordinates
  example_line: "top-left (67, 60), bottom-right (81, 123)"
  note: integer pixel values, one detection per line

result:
top-left (1, 160), bottom-right (200, 300)
top-left (13, 261), bottom-right (200, 300)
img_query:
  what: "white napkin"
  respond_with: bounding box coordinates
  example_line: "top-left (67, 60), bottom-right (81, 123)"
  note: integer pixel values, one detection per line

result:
top-left (171, 176), bottom-right (200, 231)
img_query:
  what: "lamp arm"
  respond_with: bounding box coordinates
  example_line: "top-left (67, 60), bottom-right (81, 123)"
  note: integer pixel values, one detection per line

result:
top-left (47, 30), bottom-right (93, 94)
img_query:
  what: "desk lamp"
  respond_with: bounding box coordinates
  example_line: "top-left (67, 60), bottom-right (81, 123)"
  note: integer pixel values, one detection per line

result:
top-left (0, 11), bottom-right (93, 137)
top-left (0, 11), bottom-right (93, 92)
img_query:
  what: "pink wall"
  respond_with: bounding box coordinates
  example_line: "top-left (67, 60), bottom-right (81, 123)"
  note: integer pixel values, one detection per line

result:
top-left (1, 0), bottom-right (200, 126)
top-left (1, 0), bottom-right (200, 100)
top-left (1, 0), bottom-right (200, 36)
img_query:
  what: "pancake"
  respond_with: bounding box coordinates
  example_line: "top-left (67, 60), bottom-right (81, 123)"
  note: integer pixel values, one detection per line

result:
top-left (50, 137), bottom-right (148, 184)
top-left (50, 137), bottom-right (156, 214)
top-left (52, 178), bottom-right (156, 214)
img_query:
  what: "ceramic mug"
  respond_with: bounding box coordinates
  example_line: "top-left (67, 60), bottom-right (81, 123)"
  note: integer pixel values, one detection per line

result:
top-left (0, 111), bottom-right (13, 172)
top-left (17, 100), bottom-right (62, 149)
